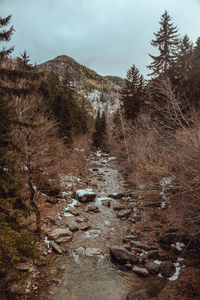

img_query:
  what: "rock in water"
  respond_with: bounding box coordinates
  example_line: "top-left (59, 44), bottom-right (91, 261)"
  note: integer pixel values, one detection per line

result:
top-left (75, 188), bottom-right (96, 202)
top-left (87, 205), bottom-right (100, 213)
top-left (101, 199), bottom-right (111, 207)
top-left (110, 245), bottom-right (138, 264)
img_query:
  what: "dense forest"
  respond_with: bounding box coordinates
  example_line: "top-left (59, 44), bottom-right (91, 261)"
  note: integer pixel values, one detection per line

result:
top-left (0, 10), bottom-right (200, 299)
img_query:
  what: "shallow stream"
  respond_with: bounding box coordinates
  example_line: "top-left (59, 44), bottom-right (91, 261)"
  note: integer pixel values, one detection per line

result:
top-left (48, 152), bottom-right (153, 300)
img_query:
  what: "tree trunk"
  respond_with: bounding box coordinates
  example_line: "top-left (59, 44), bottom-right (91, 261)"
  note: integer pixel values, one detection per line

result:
top-left (28, 175), bottom-right (41, 236)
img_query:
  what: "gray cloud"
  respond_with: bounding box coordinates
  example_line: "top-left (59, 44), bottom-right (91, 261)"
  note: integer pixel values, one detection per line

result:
top-left (1, 0), bottom-right (200, 77)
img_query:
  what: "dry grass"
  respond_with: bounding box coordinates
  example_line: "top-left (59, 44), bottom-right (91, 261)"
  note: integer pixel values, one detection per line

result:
top-left (111, 76), bottom-right (200, 241)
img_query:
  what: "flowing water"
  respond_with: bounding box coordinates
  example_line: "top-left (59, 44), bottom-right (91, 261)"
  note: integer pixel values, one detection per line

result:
top-left (47, 152), bottom-right (154, 300)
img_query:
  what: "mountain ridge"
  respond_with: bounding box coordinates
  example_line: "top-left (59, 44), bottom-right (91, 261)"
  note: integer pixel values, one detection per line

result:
top-left (38, 55), bottom-right (122, 114)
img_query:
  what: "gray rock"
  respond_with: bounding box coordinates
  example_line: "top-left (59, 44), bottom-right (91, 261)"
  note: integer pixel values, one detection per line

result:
top-left (75, 217), bottom-right (85, 223)
top-left (102, 199), bottom-right (111, 207)
top-left (66, 207), bottom-right (79, 216)
top-left (116, 209), bottom-right (132, 218)
top-left (110, 245), bottom-right (138, 264)
top-left (145, 261), bottom-right (160, 275)
top-left (87, 205), bottom-right (100, 213)
top-left (113, 204), bottom-right (126, 211)
top-left (75, 189), bottom-right (96, 202)
top-left (130, 240), bottom-right (150, 251)
top-left (160, 261), bottom-right (175, 277)
top-left (56, 236), bottom-right (73, 244)
top-left (132, 266), bottom-right (149, 277)
top-left (51, 241), bottom-right (63, 254)
top-left (49, 228), bottom-right (72, 241)
top-left (66, 219), bottom-right (79, 232)
top-left (80, 225), bottom-right (91, 231)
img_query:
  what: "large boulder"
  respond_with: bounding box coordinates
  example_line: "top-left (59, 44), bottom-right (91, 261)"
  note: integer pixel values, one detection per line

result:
top-left (110, 245), bottom-right (138, 264)
top-left (75, 188), bottom-right (96, 202)
top-left (49, 228), bottom-right (72, 243)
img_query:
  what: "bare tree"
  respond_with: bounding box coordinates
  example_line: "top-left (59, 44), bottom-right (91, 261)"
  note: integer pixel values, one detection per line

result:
top-left (13, 95), bottom-right (66, 234)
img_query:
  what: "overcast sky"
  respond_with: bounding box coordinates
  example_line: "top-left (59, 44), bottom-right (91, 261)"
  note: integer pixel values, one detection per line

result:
top-left (1, 0), bottom-right (200, 77)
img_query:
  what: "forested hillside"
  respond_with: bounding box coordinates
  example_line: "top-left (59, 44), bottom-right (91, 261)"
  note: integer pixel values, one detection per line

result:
top-left (38, 55), bottom-right (121, 115)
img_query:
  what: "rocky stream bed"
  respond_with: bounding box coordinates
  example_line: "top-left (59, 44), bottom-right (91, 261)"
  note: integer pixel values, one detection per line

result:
top-left (23, 150), bottom-right (191, 300)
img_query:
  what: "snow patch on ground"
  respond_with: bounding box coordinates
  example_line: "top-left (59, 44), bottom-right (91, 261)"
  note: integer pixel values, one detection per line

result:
top-left (44, 236), bottom-right (50, 249)
top-left (171, 242), bottom-right (185, 251)
top-left (68, 198), bottom-right (78, 208)
top-left (154, 259), bottom-right (162, 265)
top-left (169, 262), bottom-right (181, 281)
top-left (160, 177), bottom-right (173, 209)
top-left (76, 188), bottom-right (94, 197)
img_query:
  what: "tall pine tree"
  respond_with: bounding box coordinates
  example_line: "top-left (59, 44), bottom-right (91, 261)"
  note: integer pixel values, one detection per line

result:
top-left (147, 11), bottom-right (179, 77)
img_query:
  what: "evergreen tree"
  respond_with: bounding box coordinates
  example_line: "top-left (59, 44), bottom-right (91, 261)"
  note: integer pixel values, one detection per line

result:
top-left (186, 37), bottom-right (200, 108)
top-left (170, 35), bottom-right (193, 87)
top-left (17, 49), bottom-right (33, 70)
top-left (120, 65), bottom-right (144, 120)
top-left (147, 11), bottom-right (179, 77)
top-left (0, 15), bottom-right (14, 60)
top-left (93, 110), bottom-right (108, 150)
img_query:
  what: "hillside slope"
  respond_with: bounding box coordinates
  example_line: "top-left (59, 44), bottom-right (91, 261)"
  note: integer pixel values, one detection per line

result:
top-left (38, 55), bottom-right (121, 114)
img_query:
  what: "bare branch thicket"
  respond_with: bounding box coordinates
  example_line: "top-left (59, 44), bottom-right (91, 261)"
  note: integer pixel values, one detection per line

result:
top-left (123, 76), bottom-right (200, 240)
top-left (13, 94), bottom-right (68, 234)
